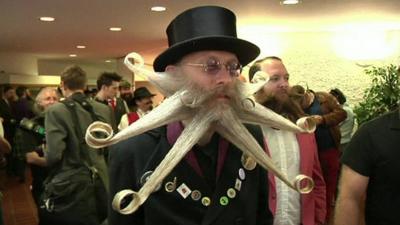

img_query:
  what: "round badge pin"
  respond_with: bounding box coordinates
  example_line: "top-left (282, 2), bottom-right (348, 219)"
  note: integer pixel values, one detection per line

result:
top-left (140, 171), bottom-right (153, 186)
top-left (219, 196), bottom-right (229, 206)
top-left (238, 168), bottom-right (246, 180)
top-left (140, 171), bottom-right (161, 191)
top-left (227, 188), bottom-right (236, 198)
top-left (191, 190), bottom-right (202, 201)
top-left (241, 154), bottom-right (257, 171)
top-left (201, 197), bottom-right (211, 207)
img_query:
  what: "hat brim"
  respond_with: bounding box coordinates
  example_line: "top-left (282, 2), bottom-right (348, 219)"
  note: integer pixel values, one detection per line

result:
top-left (153, 36), bottom-right (260, 72)
top-left (134, 93), bottom-right (156, 100)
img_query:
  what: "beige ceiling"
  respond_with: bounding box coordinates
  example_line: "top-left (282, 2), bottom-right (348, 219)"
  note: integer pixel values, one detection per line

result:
top-left (1, 0), bottom-right (400, 67)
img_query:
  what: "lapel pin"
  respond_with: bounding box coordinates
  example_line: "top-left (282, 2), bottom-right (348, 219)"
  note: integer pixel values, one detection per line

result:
top-left (241, 154), bottom-right (257, 171)
top-left (140, 170), bottom-right (161, 191)
top-left (191, 190), bottom-right (202, 201)
top-left (165, 177), bottom-right (177, 193)
top-left (238, 168), bottom-right (246, 180)
top-left (227, 188), bottom-right (236, 198)
top-left (176, 183), bottom-right (191, 199)
top-left (219, 196), bottom-right (229, 206)
top-left (235, 178), bottom-right (242, 191)
top-left (201, 197), bottom-right (211, 206)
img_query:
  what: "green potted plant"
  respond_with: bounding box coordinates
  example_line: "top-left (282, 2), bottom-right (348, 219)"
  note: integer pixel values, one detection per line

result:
top-left (354, 64), bottom-right (400, 125)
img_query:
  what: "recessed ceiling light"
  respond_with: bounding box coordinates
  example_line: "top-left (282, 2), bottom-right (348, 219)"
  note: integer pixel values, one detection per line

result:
top-left (151, 6), bottom-right (166, 12)
top-left (69, 54), bottom-right (77, 57)
top-left (76, 45), bottom-right (86, 49)
top-left (39, 17), bottom-right (55, 22)
top-left (109, 27), bottom-right (122, 31)
top-left (281, 0), bottom-right (300, 5)
top-left (105, 60), bottom-right (112, 63)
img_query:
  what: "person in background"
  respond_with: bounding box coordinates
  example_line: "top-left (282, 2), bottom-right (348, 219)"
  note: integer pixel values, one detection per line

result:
top-left (118, 87), bottom-right (155, 130)
top-left (0, 85), bottom-right (17, 177)
top-left (249, 57), bottom-right (326, 225)
top-left (42, 66), bottom-right (114, 225)
top-left (0, 119), bottom-right (10, 169)
top-left (0, 119), bottom-right (11, 225)
top-left (329, 88), bottom-right (357, 152)
top-left (14, 87), bottom-right (59, 206)
top-left (95, 72), bottom-right (126, 126)
top-left (334, 106), bottom-right (400, 225)
top-left (14, 86), bottom-right (35, 122)
top-left (119, 80), bottom-right (135, 112)
top-left (292, 85), bottom-right (346, 223)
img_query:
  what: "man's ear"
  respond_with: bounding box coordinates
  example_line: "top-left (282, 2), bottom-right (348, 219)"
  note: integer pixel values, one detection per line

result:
top-left (165, 65), bottom-right (177, 74)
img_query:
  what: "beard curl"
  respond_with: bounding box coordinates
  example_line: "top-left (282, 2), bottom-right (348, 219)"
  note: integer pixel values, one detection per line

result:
top-left (86, 52), bottom-right (316, 215)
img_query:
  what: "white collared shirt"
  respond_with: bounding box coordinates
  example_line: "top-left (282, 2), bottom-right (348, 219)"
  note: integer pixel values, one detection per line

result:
top-left (262, 126), bottom-right (301, 225)
top-left (136, 108), bottom-right (148, 118)
top-left (118, 108), bottom-right (150, 131)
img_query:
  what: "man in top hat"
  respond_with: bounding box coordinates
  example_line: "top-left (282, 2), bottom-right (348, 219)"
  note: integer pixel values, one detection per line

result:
top-left (108, 5), bottom-right (273, 225)
top-left (118, 87), bottom-right (156, 130)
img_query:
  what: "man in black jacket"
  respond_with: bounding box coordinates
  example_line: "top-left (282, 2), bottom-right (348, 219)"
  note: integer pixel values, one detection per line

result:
top-left (108, 6), bottom-right (273, 225)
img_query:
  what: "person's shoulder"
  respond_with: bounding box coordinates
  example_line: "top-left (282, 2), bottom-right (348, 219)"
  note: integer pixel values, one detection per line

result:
top-left (362, 109), bottom-right (398, 129)
top-left (88, 98), bottom-right (109, 109)
top-left (112, 126), bottom-right (166, 154)
top-left (47, 101), bottom-right (68, 114)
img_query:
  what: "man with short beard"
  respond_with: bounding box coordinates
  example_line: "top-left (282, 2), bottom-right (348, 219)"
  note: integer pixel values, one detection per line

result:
top-left (108, 6), bottom-right (273, 225)
top-left (119, 80), bottom-right (134, 111)
top-left (118, 87), bottom-right (155, 130)
top-left (249, 57), bottom-right (326, 225)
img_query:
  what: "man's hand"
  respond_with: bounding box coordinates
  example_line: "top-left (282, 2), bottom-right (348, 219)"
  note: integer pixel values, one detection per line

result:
top-left (26, 151), bottom-right (40, 164)
top-left (312, 115), bottom-right (324, 125)
top-left (26, 151), bottom-right (47, 166)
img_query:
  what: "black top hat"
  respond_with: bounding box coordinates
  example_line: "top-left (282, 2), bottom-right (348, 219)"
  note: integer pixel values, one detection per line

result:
top-left (153, 6), bottom-right (260, 72)
top-left (133, 87), bottom-right (156, 100)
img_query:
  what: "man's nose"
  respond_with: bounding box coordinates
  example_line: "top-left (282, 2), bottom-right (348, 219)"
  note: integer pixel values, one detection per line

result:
top-left (279, 80), bottom-right (289, 88)
top-left (215, 69), bottom-right (234, 85)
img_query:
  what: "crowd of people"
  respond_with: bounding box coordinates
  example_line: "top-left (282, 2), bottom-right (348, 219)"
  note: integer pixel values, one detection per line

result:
top-left (0, 5), bottom-right (397, 225)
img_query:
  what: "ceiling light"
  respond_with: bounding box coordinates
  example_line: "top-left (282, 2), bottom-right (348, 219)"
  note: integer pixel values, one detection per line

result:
top-left (39, 17), bottom-right (55, 22)
top-left (109, 27), bottom-right (122, 31)
top-left (105, 60), bottom-right (112, 63)
top-left (69, 54), bottom-right (77, 57)
top-left (281, 0), bottom-right (300, 5)
top-left (76, 45), bottom-right (86, 49)
top-left (151, 6), bottom-right (166, 12)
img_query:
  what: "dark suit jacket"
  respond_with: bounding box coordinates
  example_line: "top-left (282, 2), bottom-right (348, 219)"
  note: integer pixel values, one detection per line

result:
top-left (108, 123), bottom-right (273, 225)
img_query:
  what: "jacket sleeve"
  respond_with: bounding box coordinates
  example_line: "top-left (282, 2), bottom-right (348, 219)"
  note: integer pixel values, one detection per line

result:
top-left (319, 93), bottom-right (347, 126)
top-left (44, 104), bottom-right (68, 167)
top-left (108, 141), bottom-right (144, 225)
top-left (310, 136), bottom-right (327, 224)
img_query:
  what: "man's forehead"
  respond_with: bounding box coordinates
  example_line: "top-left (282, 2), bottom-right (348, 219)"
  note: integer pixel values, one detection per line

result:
top-left (261, 60), bottom-right (288, 75)
top-left (181, 50), bottom-right (238, 62)
top-left (110, 81), bottom-right (120, 87)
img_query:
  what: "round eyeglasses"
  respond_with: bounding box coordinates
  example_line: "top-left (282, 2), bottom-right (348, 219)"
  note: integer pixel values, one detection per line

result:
top-left (183, 58), bottom-right (242, 77)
